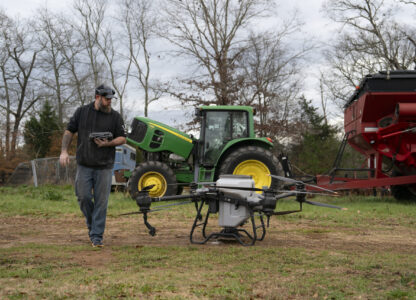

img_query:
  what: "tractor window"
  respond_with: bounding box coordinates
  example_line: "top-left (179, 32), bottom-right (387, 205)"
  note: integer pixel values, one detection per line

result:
top-left (231, 111), bottom-right (248, 139)
top-left (202, 110), bottom-right (248, 165)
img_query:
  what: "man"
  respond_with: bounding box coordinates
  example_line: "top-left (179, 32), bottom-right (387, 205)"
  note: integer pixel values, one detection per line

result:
top-left (59, 84), bottom-right (126, 248)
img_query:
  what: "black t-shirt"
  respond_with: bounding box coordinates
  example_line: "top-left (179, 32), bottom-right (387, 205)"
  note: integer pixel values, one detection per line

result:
top-left (67, 102), bottom-right (126, 169)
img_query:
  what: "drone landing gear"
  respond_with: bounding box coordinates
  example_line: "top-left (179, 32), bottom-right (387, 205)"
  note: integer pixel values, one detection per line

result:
top-left (143, 212), bottom-right (156, 236)
top-left (189, 199), bottom-right (266, 246)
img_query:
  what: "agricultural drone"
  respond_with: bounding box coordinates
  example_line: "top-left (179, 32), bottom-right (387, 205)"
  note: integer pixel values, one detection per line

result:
top-left (122, 174), bottom-right (343, 246)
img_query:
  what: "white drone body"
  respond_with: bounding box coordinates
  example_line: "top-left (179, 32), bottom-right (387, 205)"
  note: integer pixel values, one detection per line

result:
top-left (215, 175), bottom-right (263, 227)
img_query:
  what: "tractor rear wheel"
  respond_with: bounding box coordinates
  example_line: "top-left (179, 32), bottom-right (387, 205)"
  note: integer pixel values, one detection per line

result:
top-left (391, 170), bottom-right (416, 202)
top-left (218, 146), bottom-right (281, 190)
top-left (128, 161), bottom-right (177, 198)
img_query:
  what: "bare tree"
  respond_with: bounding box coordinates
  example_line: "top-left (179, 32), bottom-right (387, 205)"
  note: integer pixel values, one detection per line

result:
top-left (319, 75), bottom-right (329, 126)
top-left (69, 0), bottom-right (131, 116)
top-left (236, 23), bottom-right (311, 138)
top-left (323, 0), bottom-right (416, 106)
top-left (398, 0), bottom-right (416, 68)
top-left (72, 0), bottom-right (107, 86)
top-left (0, 13), bottom-right (43, 158)
top-left (96, 24), bottom-right (131, 117)
top-left (161, 0), bottom-right (270, 106)
top-left (57, 15), bottom-right (92, 108)
top-left (35, 8), bottom-right (75, 125)
top-left (119, 0), bottom-right (161, 117)
top-left (398, 0), bottom-right (416, 6)
top-left (0, 10), bottom-right (12, 159)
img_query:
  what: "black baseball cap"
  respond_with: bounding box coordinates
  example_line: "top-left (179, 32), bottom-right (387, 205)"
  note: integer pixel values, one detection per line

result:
top-left (95, 84), bottom-right (117, 99)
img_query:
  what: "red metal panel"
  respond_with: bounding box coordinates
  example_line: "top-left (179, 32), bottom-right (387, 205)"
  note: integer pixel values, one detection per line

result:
top-left (315, 175), bottom-right (416, 191)
top-left (396, 102), bottom-right (416, 122)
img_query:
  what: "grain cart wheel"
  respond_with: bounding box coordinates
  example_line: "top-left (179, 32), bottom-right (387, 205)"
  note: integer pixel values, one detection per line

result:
top-left (218, 146), bottom-right (281, 190)
top-left (128, 161), bottom-right (177, 198)
top-left (391, 170), bottom-right (416, 202)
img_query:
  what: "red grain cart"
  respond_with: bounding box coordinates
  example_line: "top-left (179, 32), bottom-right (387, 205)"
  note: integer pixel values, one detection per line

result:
top-left (316, 71), bottom-right (416, 201)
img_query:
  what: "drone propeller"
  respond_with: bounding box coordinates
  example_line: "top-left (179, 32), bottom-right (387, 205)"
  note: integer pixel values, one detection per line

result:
top-left (277, 190), bottom-right (338, 197)
top-left (206, 185), bottom-right (265, 192)
top-left (163, 181), bottom-right (217, 187)
top-left (119, 200), bottom-right (193, 216)
top-left (269, 174), bottom-right (338, 195)
top-left (302, 199), bottom-right (346, 210)
top-left (167, 182), bottom-right (191, 186)
top-left (202, 184), bottom-right (337, 197)
top-left (168, 182), bottom-right (216, 186)
top-left (141, 184), bottom-right (156, 191)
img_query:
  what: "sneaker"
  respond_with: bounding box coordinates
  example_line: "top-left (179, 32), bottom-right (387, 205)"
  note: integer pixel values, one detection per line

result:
top-left (91, 240), bottom-right (104, 248)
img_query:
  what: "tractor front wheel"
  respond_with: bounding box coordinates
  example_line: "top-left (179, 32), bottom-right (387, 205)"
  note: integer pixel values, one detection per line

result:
top-left (128, 161), bottom-right (177, 198)
top-left (218, 146), bottom-right (281, 190)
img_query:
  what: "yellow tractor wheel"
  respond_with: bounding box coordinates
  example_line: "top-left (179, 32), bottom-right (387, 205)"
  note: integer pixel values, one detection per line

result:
top-left (218, 146), bottom-right (281, 191)
top-left (233, 160), bottom-right (272, 190)
top-left (128, 161), bottom-right (177, 198)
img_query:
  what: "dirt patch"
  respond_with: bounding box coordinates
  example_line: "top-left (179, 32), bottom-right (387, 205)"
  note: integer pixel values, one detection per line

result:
top-left (1, 213), bottom-right (416, 255)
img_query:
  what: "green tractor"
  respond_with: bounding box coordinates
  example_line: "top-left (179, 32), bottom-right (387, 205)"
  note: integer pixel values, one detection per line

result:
top-left (127, 106), bottom-right (281, 198)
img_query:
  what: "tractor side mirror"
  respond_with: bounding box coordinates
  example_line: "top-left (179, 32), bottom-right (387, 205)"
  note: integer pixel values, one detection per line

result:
top-left (195, 108), bottom-right (202, 117)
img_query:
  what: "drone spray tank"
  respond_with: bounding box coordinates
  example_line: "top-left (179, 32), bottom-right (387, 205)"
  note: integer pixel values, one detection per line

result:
top-left (216, 175), bottom-right (262, 227)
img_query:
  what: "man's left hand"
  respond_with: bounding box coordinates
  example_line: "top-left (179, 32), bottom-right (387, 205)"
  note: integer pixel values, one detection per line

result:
top-left (94, 138), bottom-right (109, 147)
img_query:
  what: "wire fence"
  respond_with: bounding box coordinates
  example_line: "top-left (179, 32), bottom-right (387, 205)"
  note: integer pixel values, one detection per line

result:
top-left (8, 156), bottom-right (77, 186)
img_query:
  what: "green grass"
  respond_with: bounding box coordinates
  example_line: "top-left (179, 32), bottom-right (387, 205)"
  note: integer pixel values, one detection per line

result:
top-left (2, 185), bottom-right (414, 226)
top-left (279, 194), bottom-right (416, 228)
top-left (0, 185), bottom-right (135, 217)
top-left (0, 185), bottom-right (416, 299)
top-left (1, 244), bottom-right (415, 299)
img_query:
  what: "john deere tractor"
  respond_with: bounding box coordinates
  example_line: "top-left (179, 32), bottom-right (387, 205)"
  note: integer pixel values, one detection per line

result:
top-left (127, 106), bottom-right (281, 198)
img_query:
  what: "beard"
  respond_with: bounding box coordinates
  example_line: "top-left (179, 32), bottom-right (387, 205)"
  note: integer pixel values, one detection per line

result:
top-left (98, 99), bottom-right (112, 113)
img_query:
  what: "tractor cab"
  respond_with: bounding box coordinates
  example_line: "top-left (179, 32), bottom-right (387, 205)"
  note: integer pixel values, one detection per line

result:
top-left (197, 106), bottom-right (253, 166)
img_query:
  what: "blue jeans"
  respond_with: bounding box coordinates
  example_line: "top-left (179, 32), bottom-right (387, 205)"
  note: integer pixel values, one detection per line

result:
top-left (75, 164), bottom-right (112, 243)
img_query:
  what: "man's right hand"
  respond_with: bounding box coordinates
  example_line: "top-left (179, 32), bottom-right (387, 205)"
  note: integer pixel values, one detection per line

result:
top-left (60, 130), bottom-right (74, 167)
top-left (60, 151), bottom-right (70, 167)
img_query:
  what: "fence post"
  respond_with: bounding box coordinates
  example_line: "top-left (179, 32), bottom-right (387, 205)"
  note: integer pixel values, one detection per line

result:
top-left (56, 159), bottom-right (60, 184)
top-left (31, 160), bottom-right (38, 187)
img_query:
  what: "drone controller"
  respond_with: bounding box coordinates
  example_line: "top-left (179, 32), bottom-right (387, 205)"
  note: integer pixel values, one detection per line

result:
top-left (89, 132), bottom-right (113, 141)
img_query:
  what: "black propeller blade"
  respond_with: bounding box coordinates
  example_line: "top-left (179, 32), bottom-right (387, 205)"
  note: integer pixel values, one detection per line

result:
top-left (277, 190), bottom-right (338, 197)
top-left (119, 200), bottom-right (193, 216)
top-left (269, 174), bottom-right (338, 195)
top-left (166, 182), bottom-right (216, 186)
top-left (207, 185), bottom-right (266, 192)
top-left (204, 184), bottom-right (337, 197)
top-left (303, 200), bottom-right (346, 210)
top-left (141, 184), bottom-right (155, 191)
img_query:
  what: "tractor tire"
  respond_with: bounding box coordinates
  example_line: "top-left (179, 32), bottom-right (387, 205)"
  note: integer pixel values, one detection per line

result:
top-left (128, 161), bottom-right (177, 198)
top-left (391, 170), bottom-right (416, 202)
top-left (218, 146), bottom-right (281, 190)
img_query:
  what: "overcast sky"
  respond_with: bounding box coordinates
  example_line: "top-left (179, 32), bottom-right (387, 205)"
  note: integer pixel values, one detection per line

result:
top-left (1, 0), bottom-right (339, 126)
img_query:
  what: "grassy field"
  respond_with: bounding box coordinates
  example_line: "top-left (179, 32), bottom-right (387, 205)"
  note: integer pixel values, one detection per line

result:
top-left (0, 185), bottom-right (416, 299)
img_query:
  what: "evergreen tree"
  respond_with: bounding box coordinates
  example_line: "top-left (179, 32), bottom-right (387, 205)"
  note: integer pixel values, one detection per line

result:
top-left (290, 97), bottom-right (340, 175)
top-left (24, 101), bottom-right (60, 158)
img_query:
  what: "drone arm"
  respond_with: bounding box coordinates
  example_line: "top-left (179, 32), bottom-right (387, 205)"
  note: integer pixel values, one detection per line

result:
top-left (275, 192), bottom-right (297, 199)
top-left (133, 193), bottom-right (201, 237)
top-left (151, 194), bottom-right (200, 202)
top-left (269, 207), bottom-right (303, 216)
top-left (304, 200), bottom-right (345, 210)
